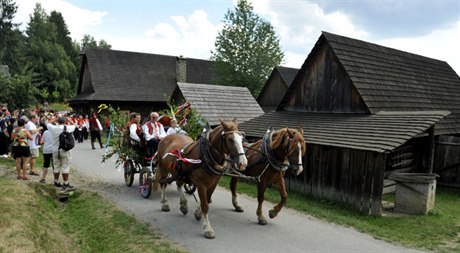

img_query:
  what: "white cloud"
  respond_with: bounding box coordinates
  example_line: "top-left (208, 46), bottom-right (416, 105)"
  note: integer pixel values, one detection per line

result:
top-left (252, 0), bottom-right (368, 49)
top-left (250, 0), bottom-right (459, 75)
top-left (378, 21), bottom-right (460, 75)
top-left (129, 9), bottom-right (219, 59)
top-left (14, 0), bottom-right (107, 40)
top-left (245, 0), bottom-right (368, 68)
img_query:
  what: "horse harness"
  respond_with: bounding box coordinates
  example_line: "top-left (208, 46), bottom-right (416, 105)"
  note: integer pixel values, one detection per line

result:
top-left (165, 127), bottom-right (244, 184)
top-left (226, 130), bottom-right (296, 182)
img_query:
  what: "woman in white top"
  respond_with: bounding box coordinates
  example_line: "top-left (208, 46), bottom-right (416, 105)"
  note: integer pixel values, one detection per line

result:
top-left (39, 129), bottom-right (53, 183)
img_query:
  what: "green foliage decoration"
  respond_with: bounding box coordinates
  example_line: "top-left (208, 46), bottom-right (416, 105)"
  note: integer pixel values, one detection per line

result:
top-left (159, 98), bottom-right (206, 141)
top-left (101, 105), bottom-right (142, 167)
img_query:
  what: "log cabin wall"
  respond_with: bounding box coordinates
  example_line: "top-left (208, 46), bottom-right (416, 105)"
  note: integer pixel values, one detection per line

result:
top-left (286, 144), bottom-right (386, 215)
top-left (434, 135), bottom-right (460, 187)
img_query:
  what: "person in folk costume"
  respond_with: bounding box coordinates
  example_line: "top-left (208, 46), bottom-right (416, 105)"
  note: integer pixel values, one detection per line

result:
top-left (166, 119), bottom-right (187, 136)
top-left (72, 115), bottom-right (81, 143)
top-left (82, 115), bottom-right (89, 140)
top-left (125, 112), bottom-right (143, 151)
top-left (88, 113), bottom-right (103, 149)
top-left (142, 112), bottom-right (166, 157)
top-left (75, 115), bottom-right (85, 143)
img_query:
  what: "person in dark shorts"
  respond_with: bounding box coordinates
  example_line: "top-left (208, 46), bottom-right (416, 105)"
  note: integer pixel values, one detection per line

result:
top-left (11, 118), bottom-right (33, 180)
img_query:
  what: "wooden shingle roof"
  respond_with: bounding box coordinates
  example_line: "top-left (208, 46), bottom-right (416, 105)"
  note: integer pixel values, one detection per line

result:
top-left (70, 49), bottom-right (221, 103)
top-left (276, 66), bottom-right (298, 87)
top-left (176, 82), bottom-right (265, 126)
top-left (186, 58), bottom-right (219, 84)
top-left (239, 110), bottom-right (450, 153)
top-left (73, 48), bottom-right (177, 102)
top-left (323, 32), bottom-right (460, 135)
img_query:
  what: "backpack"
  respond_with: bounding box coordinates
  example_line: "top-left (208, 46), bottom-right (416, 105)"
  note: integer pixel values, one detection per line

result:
top-left (59, 125), bottom-right (75, 151)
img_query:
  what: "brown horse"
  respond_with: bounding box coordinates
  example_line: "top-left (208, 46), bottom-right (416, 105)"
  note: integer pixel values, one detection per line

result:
top-left (229, 127), bottom-right (306, 225)
top-left (153, 119), bottom-right (247, 239)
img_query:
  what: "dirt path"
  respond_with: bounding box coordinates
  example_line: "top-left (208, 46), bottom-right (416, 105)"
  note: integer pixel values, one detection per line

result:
top-left (64, 143), bottom-right (426, 253)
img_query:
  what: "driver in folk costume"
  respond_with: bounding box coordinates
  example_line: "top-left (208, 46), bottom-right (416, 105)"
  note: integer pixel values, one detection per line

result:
top-left (142, 112), bottom-right (166, 156)
top-left (127, 112), bottom-right (142, 149)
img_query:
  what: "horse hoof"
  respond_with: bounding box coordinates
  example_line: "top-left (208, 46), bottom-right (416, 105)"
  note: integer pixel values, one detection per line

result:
top-left (204, 231), bottom-right (215, 239)
top-left (235, 206), bottom-right (244, 213)
top-left (269, 209), bottom-right (277, 219)
top-left (180, 206), bottom-right (188, 215)
top-left (162, 205), bottom-right (170, 212)
top-left (258, 217), bottom-right (268, 225)
top-left (194, 211), bottom-right (202, 221)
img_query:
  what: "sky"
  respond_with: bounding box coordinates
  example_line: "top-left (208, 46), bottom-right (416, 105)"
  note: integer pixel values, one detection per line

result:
top-left (13, 0), bottom-right (460, 75)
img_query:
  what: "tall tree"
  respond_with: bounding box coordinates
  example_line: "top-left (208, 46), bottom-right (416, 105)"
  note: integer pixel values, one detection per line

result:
top-left (0, 71), bottom-right (39, 110)
top-left (0, 0), bottom-right (25, 74)
top-left (80, 34), bottom-right (112, 50)
top-left (211, 0), bottom-right (284, 96)
top-left (25, 3), bottom-right (76, 102)
top-left (49, 10), bottom-right (79, 96)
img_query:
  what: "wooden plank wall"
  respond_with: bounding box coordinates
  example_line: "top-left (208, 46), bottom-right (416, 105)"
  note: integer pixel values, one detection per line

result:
top-left (434, 135), bottom-right (460, 187)
top-left (258, 71), bottom-right (287, 107)
top-left (285, 42), bottom-right (367, 113)
top-left (286, 144), bottom-right (386, 215)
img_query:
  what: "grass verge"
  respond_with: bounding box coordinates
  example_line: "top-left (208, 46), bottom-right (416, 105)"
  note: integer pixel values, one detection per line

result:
top-left (218, 176), bottom-right (460, 253)
top-left (0, 163), bottom-right (188, 253)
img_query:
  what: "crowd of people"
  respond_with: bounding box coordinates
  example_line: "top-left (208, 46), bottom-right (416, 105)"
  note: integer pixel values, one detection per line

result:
top-left (0, 105), bottom-right (112, 189)
top-left (0, 104), bottom-right (188, 189)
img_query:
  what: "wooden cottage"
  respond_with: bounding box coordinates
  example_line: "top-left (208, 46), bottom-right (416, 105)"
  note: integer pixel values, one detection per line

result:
top-left (69, 48), bottom-right (219, 117)
top-left (257, 66), bottom-right (299, 112)
top-left (239, 31), bottom-right (460, 215)
top-left (171, 82), bottom-right (264, 126)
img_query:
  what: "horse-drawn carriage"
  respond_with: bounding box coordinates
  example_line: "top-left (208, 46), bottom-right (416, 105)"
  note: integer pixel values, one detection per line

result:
top-left (121, 142), bottom-right (197, 198)
top-left (116, 116), bottom-right (306, 239)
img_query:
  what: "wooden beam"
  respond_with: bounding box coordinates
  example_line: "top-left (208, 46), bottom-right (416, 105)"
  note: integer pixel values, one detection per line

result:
top-left (427, 126), bottom-right (435, 174)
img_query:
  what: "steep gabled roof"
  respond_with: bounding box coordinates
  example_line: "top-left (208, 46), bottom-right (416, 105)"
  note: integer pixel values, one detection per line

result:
top-left (73, 48), bottom-right (177, 102)
top-left (281, 32), bottom-right (460, 135)
top-left (70, 49), bottom-right (221, 103)
top-left (239, 110), bottom-right (450, 153)
top-left (176, 82), bottom-right (264, 126)
top-left (276, 66), bottom-right (298, 87)
top-left (257, 66), bottom-right (298, 101)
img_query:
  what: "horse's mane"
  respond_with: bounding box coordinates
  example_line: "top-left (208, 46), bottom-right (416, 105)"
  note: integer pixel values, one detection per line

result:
top-left (220, 119), bottom-right (238, 131)
top-left (271, 128), bottom-right (306, 155)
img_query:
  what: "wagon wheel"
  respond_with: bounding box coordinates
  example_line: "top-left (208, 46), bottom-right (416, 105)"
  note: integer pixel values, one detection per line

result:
top-left (123, 159), bottom-right (135, 187)
top-left (139, 168), bottom-right (152, 198)
top-left (184, 182), bottom-right (196, 195)
top-left (139, 159), bottom-right (156, 199)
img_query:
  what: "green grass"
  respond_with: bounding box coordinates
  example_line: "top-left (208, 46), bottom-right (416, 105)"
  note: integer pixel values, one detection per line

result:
top-left (57, 190), bottom-right (185, 253)
top-left (218, 177), bottom-right (460, 253)
top-left (0, 171), bottom-right (188, 253)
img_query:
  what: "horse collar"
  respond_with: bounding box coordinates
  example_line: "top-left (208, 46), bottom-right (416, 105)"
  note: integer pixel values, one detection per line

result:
top-left (200, 128), bottom-right (231, 175)
top-left (262, 131), bottom-right (289, 171)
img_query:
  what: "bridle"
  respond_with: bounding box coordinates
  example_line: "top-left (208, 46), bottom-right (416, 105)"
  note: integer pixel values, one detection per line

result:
top-left (264, 130), bottom-right (303, 171)
top-left (219, 130), bottom-right (246, 161)
top-left (286, 138), bottom-right (303, 171)
top-left (201, 126), bottom-right (246, 175)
